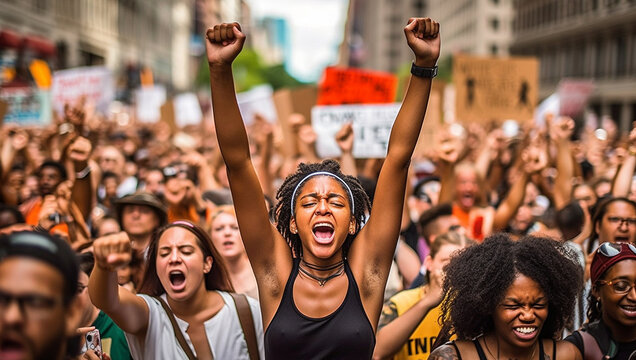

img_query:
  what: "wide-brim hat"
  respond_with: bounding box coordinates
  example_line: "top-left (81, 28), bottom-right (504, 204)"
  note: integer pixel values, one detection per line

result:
top-left (114, 192), bottom-right (168, 227)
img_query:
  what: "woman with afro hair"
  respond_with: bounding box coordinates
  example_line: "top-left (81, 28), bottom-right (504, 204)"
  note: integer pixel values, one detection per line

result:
top-left (429, 234), bottom-right (584, 360)
top-left (206, 17), bottom-right (440, 359)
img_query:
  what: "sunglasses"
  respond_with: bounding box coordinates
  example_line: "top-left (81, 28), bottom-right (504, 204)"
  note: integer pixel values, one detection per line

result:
top-left (597, 242), bottom-right (636, 257)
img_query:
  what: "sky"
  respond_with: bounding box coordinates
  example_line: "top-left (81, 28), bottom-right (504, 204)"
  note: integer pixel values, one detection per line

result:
top-left (246, 0), bottom-right (349, 82)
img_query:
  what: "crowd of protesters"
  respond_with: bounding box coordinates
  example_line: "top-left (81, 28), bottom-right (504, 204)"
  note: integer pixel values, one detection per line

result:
top-left (0, 17), bottom-right (635, 360)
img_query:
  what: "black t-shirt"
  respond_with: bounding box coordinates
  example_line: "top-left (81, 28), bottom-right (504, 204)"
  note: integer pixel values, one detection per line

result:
top-left (565, 320), bottom-right (636, 359)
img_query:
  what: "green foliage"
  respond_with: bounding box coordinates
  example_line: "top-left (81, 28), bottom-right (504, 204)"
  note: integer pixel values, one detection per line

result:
top-left (193, 47), bottom-right (306, 92)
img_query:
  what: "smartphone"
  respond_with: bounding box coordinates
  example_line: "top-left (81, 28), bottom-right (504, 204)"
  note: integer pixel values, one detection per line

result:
top-left (85, 329), bottom-right (102, 359)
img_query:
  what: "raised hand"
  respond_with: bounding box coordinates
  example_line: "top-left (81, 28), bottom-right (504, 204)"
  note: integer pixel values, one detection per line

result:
top-left (205, 22), bottom-right (246, 67)
top-left (404, 18), bottom-right (441, 67)
top-left (550, 116), bottom-right (575, 142)
top-left (335, 123), bottom-right (354, 154)
top-left (522, 146), bottom-right (548, 175)
top-left (93, 232), bottom-right (132, 272)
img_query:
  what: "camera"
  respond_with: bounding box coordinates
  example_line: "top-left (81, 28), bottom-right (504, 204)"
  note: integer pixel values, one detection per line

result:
top-left (48, 213), bottom-right (62, 225)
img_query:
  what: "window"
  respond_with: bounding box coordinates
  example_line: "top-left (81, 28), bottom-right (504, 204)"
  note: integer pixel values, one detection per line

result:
top-left (490, 17), bottom-right (500, 30)
top-left (491, 44), bottom-right (498, 55)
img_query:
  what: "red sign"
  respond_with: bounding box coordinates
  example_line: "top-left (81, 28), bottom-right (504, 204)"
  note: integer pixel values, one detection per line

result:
top-left (317, 67), bottom-right (397, 105)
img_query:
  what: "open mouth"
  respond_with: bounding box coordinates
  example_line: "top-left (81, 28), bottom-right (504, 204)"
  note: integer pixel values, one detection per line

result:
top-left (513, 326), bottom-right (538, 340)
top-left (222, 240), bottom-right (234, 247)
top-left (0, 338), bottom-right (26, 360)
top-left (614, 236), bottom-right (630, 243)
top-left (169, 270), bottom-right (186, 291)
top-left (313, 223), bottom-right (335, 244)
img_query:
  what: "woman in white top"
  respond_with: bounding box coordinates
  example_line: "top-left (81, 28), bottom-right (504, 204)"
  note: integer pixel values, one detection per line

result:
top-left (210, 206), bottom-right (259, 300)
top-left (89, 220), bottom-right (264, 360)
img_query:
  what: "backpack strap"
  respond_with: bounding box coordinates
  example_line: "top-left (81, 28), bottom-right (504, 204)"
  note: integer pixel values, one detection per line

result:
top-left (229, 292), bottom-right (260, 360)
top-left (579, 330), bottom-right (605, 360)
top-left (153, 296), bottom-right (199, 360)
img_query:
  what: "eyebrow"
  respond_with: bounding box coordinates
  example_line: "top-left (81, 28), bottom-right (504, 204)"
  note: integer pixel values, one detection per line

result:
top-left (502, 297), bottom-right (547, 303)
top-left (158, 245), bottom-right (196, 251)
top-left (300, 192), bottom-right (346, 201)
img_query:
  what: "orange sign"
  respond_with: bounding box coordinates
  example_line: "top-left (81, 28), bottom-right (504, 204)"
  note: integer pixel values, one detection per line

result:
top-left (317, 67), bottom-right (397, 105)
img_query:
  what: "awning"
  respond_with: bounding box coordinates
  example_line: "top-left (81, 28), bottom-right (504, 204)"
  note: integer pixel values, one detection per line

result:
top-left (0, 29), bottom-right (22, 49)
top-left (22, 35), bottom-right (56, 57)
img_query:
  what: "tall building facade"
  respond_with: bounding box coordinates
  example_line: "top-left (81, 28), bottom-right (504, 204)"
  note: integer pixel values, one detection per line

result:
top-left (0, 0), bottom-right (194, 91)
top-left (346, 0), bottom-right (427, 72)
top-left (428, 0), bottom-right (513, 58)
top-left (510, 0), bottom-right (636, 130)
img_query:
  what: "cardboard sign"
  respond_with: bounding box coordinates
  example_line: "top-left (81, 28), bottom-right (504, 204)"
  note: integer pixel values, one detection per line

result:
top-left (558, 80), bottom-right (594, 117)
top-left (273, 86), bottom-right (318, 156)
top-left (317, 67), bottom-right (397, 105)
top-left (0, 86), bottom-right (51, 125)
top-left (312, 103), bottom-right (401, 158)
top-left (135, 85), bottom-right (166, 123)
top-left (414, 81), bottom-right (445, 157)
top-left (173, 93), bottom-right (202, 127)
top-left (51, 66), bottom-right (114, 114)
top-left (453, 55), bottom-right (538, 124)
top-left (236, 85), bottom-right (278, 125)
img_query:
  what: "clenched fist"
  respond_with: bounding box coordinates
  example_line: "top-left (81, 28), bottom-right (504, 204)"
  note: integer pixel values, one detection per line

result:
top-left (93, 232), bottom-right (132, 272)
top-left (205, 22), bottom-right (246, 67)
top-left (404, 17), bottom-right (441, 68)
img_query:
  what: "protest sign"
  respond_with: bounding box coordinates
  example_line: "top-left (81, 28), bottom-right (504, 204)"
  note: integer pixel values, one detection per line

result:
top-left (273, 86), bottom-right (318, 156)
top-left (135, 85), bottom-right (166, 123)
top-left (51, 66), bottom-right (114, 114)
top-left (317, 67), bottom-right (397, 105)
top-left (173, 93), bottom-right (203, 127)
top-left (558, 80), bottom-right (594, 118)
top-left (453, 55), bottom-right (538, 124)
top-left (414, 81), bottom-right (445, 157)
top-left (236, 85), bottom-right (277, 125)
top-left (0, 86), bottom-right (51, 126)
top-left (312, 103), bottom-right (401, 158)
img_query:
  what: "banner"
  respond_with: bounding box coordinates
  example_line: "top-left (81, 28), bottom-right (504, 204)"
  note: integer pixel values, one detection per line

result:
top-left (453, 55), bottom-right (538, 124)
top-left (51, 66), bottom-right (114, 114)
top-left (312, 103), bottom-right (401, 158)
top-left (236, 85), bottom-right (277, 125)
top-left (135, 85), bottom-right (166, 123)
top-left (317, 67), bottom-right (397, 105)
top-left (0, 86), bottom-right (51, 125)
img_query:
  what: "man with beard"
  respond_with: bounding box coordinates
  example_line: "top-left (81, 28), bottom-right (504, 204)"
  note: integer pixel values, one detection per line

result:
top-left (0, 230), bottom-right (81, 360)
top-left (20, 161), bottom-right (67, 226)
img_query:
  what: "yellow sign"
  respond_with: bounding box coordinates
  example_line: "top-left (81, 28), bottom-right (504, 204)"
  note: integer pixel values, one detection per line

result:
top-left (29, 59), bottom-right (52, 89)
top-left (453, 55), bottom-right (538, 124)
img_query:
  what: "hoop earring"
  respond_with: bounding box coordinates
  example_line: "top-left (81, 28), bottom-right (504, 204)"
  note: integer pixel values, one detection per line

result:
top-left (595, 298), bottom-right (602, 313)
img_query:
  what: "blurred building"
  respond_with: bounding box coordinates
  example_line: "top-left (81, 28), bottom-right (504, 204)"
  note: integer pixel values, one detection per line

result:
top-left (511, 1), bottom-right (636, 130)
top-left (251, 17), bottom-right (291, 66)
top-left (344, 0), bottom-right (428, 72)
top-left (428, 0), bottom-right (513, 58)
top-left (0, 0), bottom-right (194, 91)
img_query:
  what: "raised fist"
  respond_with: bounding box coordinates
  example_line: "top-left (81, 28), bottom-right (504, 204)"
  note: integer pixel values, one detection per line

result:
top-left (335, 123), bottom-right (354, 154)
top-left (67, 136), bottom-right (92, 165)
top-left (404, 18), bottom-right (441, 68)
top-left (205, 22), bottom-right (246, 67)
top-left (93, 232), bottom-right (132, 271)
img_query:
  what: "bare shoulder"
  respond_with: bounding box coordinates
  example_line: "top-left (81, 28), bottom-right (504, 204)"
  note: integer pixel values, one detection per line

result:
top-left (429, 344), bottom-right (460, 360)
top-left (554, 339), bottom-right (582, 360)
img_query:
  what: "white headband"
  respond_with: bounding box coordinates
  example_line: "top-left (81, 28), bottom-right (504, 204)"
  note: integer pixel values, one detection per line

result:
top-left (290, 172), bottom-right (355, 217)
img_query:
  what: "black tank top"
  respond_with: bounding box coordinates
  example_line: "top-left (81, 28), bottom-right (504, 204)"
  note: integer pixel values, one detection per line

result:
top-left (470, 338), bottom-right (555, 360)
top-left (264, 258), bottom-right (375, 359)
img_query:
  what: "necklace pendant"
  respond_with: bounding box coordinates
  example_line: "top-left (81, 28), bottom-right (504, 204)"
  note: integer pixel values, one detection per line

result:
top-left (319, 280), bottom-right (326, 286)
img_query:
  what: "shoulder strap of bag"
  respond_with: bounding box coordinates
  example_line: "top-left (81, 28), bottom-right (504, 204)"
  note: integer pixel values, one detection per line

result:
top-left (579, 330), bottom-right (605, 360)
top-left (153, 296), bottom-right (199, 360)
top-left (229, 292), bottom-right (260, 360)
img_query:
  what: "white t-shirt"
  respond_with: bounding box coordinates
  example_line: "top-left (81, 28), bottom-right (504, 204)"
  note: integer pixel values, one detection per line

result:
top-left (125, 291), bottom-right (264, 360)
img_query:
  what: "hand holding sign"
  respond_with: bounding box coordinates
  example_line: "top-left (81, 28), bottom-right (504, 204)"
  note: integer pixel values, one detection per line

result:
top-left (404, 18), bottom-right (440, 67)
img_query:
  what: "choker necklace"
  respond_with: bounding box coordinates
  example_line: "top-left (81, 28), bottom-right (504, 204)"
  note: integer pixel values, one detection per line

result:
top-left (298, 259), bottom-right (345, 286)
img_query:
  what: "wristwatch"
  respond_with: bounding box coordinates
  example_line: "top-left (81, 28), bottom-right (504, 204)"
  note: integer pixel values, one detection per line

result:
top-left (411, 62), bottom-right (438, 78)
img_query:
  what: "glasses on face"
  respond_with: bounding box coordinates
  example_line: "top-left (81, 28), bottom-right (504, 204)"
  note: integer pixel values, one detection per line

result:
top-left (0, 289), bottom-right (60, 319)
top-left (597, 279), bottom-right (636, 294)
top-left (606, 216), bottom-right (636, 227)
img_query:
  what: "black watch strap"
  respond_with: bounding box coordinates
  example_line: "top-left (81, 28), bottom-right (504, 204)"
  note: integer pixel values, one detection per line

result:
top-left (411, 62), bottom-right (438, 78)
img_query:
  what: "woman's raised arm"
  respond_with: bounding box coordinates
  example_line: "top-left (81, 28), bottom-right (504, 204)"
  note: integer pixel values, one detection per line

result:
top-left (205, 23), bottom-right (289, 283)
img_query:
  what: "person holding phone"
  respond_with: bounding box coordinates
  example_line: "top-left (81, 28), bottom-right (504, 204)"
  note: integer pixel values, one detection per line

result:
top-left (206, 17), bottom-right (440, 359)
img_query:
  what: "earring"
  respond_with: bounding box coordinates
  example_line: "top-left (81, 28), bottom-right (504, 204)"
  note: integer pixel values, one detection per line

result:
top-left (349, 223), bottom-right (355, 235)
top-left (290, 223), bottom-right (297, 234)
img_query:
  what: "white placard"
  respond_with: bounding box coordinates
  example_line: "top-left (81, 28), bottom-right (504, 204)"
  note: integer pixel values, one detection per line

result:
top-left (312, 103), bottom-right (401, 159)
top-left (51, 66), bottom-right (114, 114)
top-left (236, 85), bottom-right (277, 125)
top-left (173, 92), bottom-right (202, 127)
top-left (135, 85), bottom-right (166, 123)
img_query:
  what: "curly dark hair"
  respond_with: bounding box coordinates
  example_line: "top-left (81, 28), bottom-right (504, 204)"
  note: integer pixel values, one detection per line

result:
top-left (274, 159), bottom-right (371, 257)
top-left (433, 233), bottom-right (583, 348)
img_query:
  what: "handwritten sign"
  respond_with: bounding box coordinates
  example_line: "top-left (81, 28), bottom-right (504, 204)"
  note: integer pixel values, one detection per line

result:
top-left (173, 93), bottom-right (202, 127)
top-left (51, 66), bottom-right (114, 114)
top-left (317, 67), bottom-right (397, 105)
top-left (236, 85), bottom-right (277, 125)
top-left (558, 80), bottom-right (594, 117)
top-left (135, 85), bottom-right (166, 123)
top-left (312, 103), bottom-right (401, 158)
top-left (453, 55), bottom-right (538, 124)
